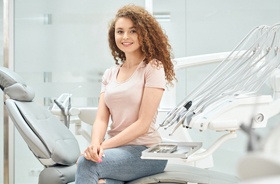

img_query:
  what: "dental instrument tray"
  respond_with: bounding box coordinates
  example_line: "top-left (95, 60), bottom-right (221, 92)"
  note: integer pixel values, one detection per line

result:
top-left (141, 142), bottom-right (202, 160)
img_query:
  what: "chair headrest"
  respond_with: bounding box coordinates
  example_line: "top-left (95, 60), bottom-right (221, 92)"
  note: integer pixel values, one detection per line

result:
top-left (0, 67), bottom-right (35, 102)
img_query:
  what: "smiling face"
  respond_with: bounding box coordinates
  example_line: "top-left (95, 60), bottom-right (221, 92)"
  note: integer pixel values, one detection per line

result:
top-left (114, 17), bottom-right (142, 56)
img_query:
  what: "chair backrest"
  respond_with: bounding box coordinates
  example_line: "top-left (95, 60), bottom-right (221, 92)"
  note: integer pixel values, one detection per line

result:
top-left (0, 67), bottom-right (80, 184)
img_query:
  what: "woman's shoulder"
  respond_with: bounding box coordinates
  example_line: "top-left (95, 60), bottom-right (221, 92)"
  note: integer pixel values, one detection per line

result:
top-left (149, 59), bottom-right (163, 68)
top-left (102, 65), bottom-right (120, 84)
top-left (138, 59), bottom-right (165, 81)
top-left (141, 59), bottom-right (164, 72)
top-left (142, 59), bottom-right (166, 87)
top-left (105, 65), bottom-right (119, 73)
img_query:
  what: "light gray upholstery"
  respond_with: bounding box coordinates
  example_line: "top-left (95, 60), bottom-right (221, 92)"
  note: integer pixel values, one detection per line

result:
top-left (39, 165), bottom-right (77, 184)
top-left (0, 67), bottom-right (80, 184)
top-left (5, 99), bottom-right (80, 166)
top-left (0, 66), bottom-right (35, 101)
top-left (127, 163), bottom-right (240, 184)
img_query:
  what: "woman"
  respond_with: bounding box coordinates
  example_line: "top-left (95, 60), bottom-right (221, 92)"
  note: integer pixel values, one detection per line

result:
top-left (76, 4), bottom-right (176, 184)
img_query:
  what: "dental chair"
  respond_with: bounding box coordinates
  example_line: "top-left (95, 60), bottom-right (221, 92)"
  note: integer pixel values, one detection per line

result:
top-left (0, 67), bottom-right (240, 184)
top-left (0, 66), bottom-right (239, 184)
top-left (3, 23), bottom-right (279, 184)
top-left (0, 66), bottom-right (80, 184)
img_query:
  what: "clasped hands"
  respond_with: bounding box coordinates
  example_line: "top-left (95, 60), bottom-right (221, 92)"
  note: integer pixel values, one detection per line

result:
top-left (82, 144), bottom-right (104, 163)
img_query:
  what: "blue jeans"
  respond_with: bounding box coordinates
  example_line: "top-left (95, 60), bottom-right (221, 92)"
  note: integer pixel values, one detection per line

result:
top-left (75, 145), bottom-right (167, 184)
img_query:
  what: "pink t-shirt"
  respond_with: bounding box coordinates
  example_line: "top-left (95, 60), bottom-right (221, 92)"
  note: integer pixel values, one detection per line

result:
top-left (101, 60), bottom-right (165, 147)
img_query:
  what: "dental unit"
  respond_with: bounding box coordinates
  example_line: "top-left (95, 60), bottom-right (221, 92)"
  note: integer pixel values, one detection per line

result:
top-left (1, 23), bottom-right (280, 183)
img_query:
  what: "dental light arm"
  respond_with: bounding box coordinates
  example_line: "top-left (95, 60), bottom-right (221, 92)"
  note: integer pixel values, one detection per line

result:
top-left (161, 24), bottom-right (280, 134)
top-left (142, 24), bottom-right (280, 162)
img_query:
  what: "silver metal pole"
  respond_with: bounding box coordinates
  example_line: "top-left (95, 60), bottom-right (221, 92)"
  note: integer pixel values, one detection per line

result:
top-left (3, 0), bottom-right (14, 183)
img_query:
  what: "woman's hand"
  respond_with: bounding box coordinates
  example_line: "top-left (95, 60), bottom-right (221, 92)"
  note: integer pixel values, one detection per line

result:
top-left (83, 143), bottom-right (104, 163)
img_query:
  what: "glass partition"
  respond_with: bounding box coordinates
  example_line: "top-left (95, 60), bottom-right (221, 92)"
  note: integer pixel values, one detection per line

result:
top-left (13, 1), bottom-right (145, 183)
top-left (0, 0), bottom-right (3, 182)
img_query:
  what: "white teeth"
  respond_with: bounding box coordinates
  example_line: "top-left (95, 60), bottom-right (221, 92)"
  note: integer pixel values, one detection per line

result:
top-left (122, 42), bottom-right (132, 45)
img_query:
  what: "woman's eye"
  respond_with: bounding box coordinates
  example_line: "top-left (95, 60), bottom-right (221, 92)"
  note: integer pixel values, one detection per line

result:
top-left (116, 30), bottom-right (123, 34)
top-left (131, 30), bottom-right (137, 33)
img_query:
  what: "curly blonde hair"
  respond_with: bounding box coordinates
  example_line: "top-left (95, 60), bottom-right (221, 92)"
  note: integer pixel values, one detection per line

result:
top-left (108, 4), bottom-right (176, 85)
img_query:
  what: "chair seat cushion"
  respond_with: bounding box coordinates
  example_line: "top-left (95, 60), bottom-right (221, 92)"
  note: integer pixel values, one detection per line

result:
top-left (127, 164), bottom-right (240, 184)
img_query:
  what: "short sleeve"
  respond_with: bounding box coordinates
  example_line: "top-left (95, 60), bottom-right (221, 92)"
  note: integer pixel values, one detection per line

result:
top-left (145, 60), bottom-right (166, 89)
top-left (100, 68), bottom-right (112, 93)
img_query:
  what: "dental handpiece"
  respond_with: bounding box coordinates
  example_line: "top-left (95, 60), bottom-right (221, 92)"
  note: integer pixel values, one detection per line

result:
top-left (160, 100), bottom-right (192, 128)
top-left (169, 113), bottom-right (187, 136)
top-left (159, 107), bottom-right (181, 127)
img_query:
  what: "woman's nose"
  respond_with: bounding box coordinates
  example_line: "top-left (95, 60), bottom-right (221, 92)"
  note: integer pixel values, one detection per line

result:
top-left (123, 32), bottom-right (129, 39)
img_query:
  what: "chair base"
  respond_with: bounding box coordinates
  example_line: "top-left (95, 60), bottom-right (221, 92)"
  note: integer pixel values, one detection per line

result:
top-left (39, 165), bottom-right (76, 184)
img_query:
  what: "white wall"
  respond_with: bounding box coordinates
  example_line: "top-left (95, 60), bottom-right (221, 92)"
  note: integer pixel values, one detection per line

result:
top-left (1, 0), bottom-right (280, 183)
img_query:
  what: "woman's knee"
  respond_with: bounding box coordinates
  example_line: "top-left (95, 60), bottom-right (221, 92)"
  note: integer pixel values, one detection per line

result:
top-left (76, 156), bottom-right (100, 183)
top-left (76, 156), bottom-right (86, 167)
top-left (76, 156), bottom-right (97, 172)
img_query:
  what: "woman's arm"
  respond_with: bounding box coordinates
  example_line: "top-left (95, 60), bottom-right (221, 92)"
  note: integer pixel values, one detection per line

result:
top-left (83, 93), bottom-right (110, 162)
top-left (101, 87), bottom-right (164, 150)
